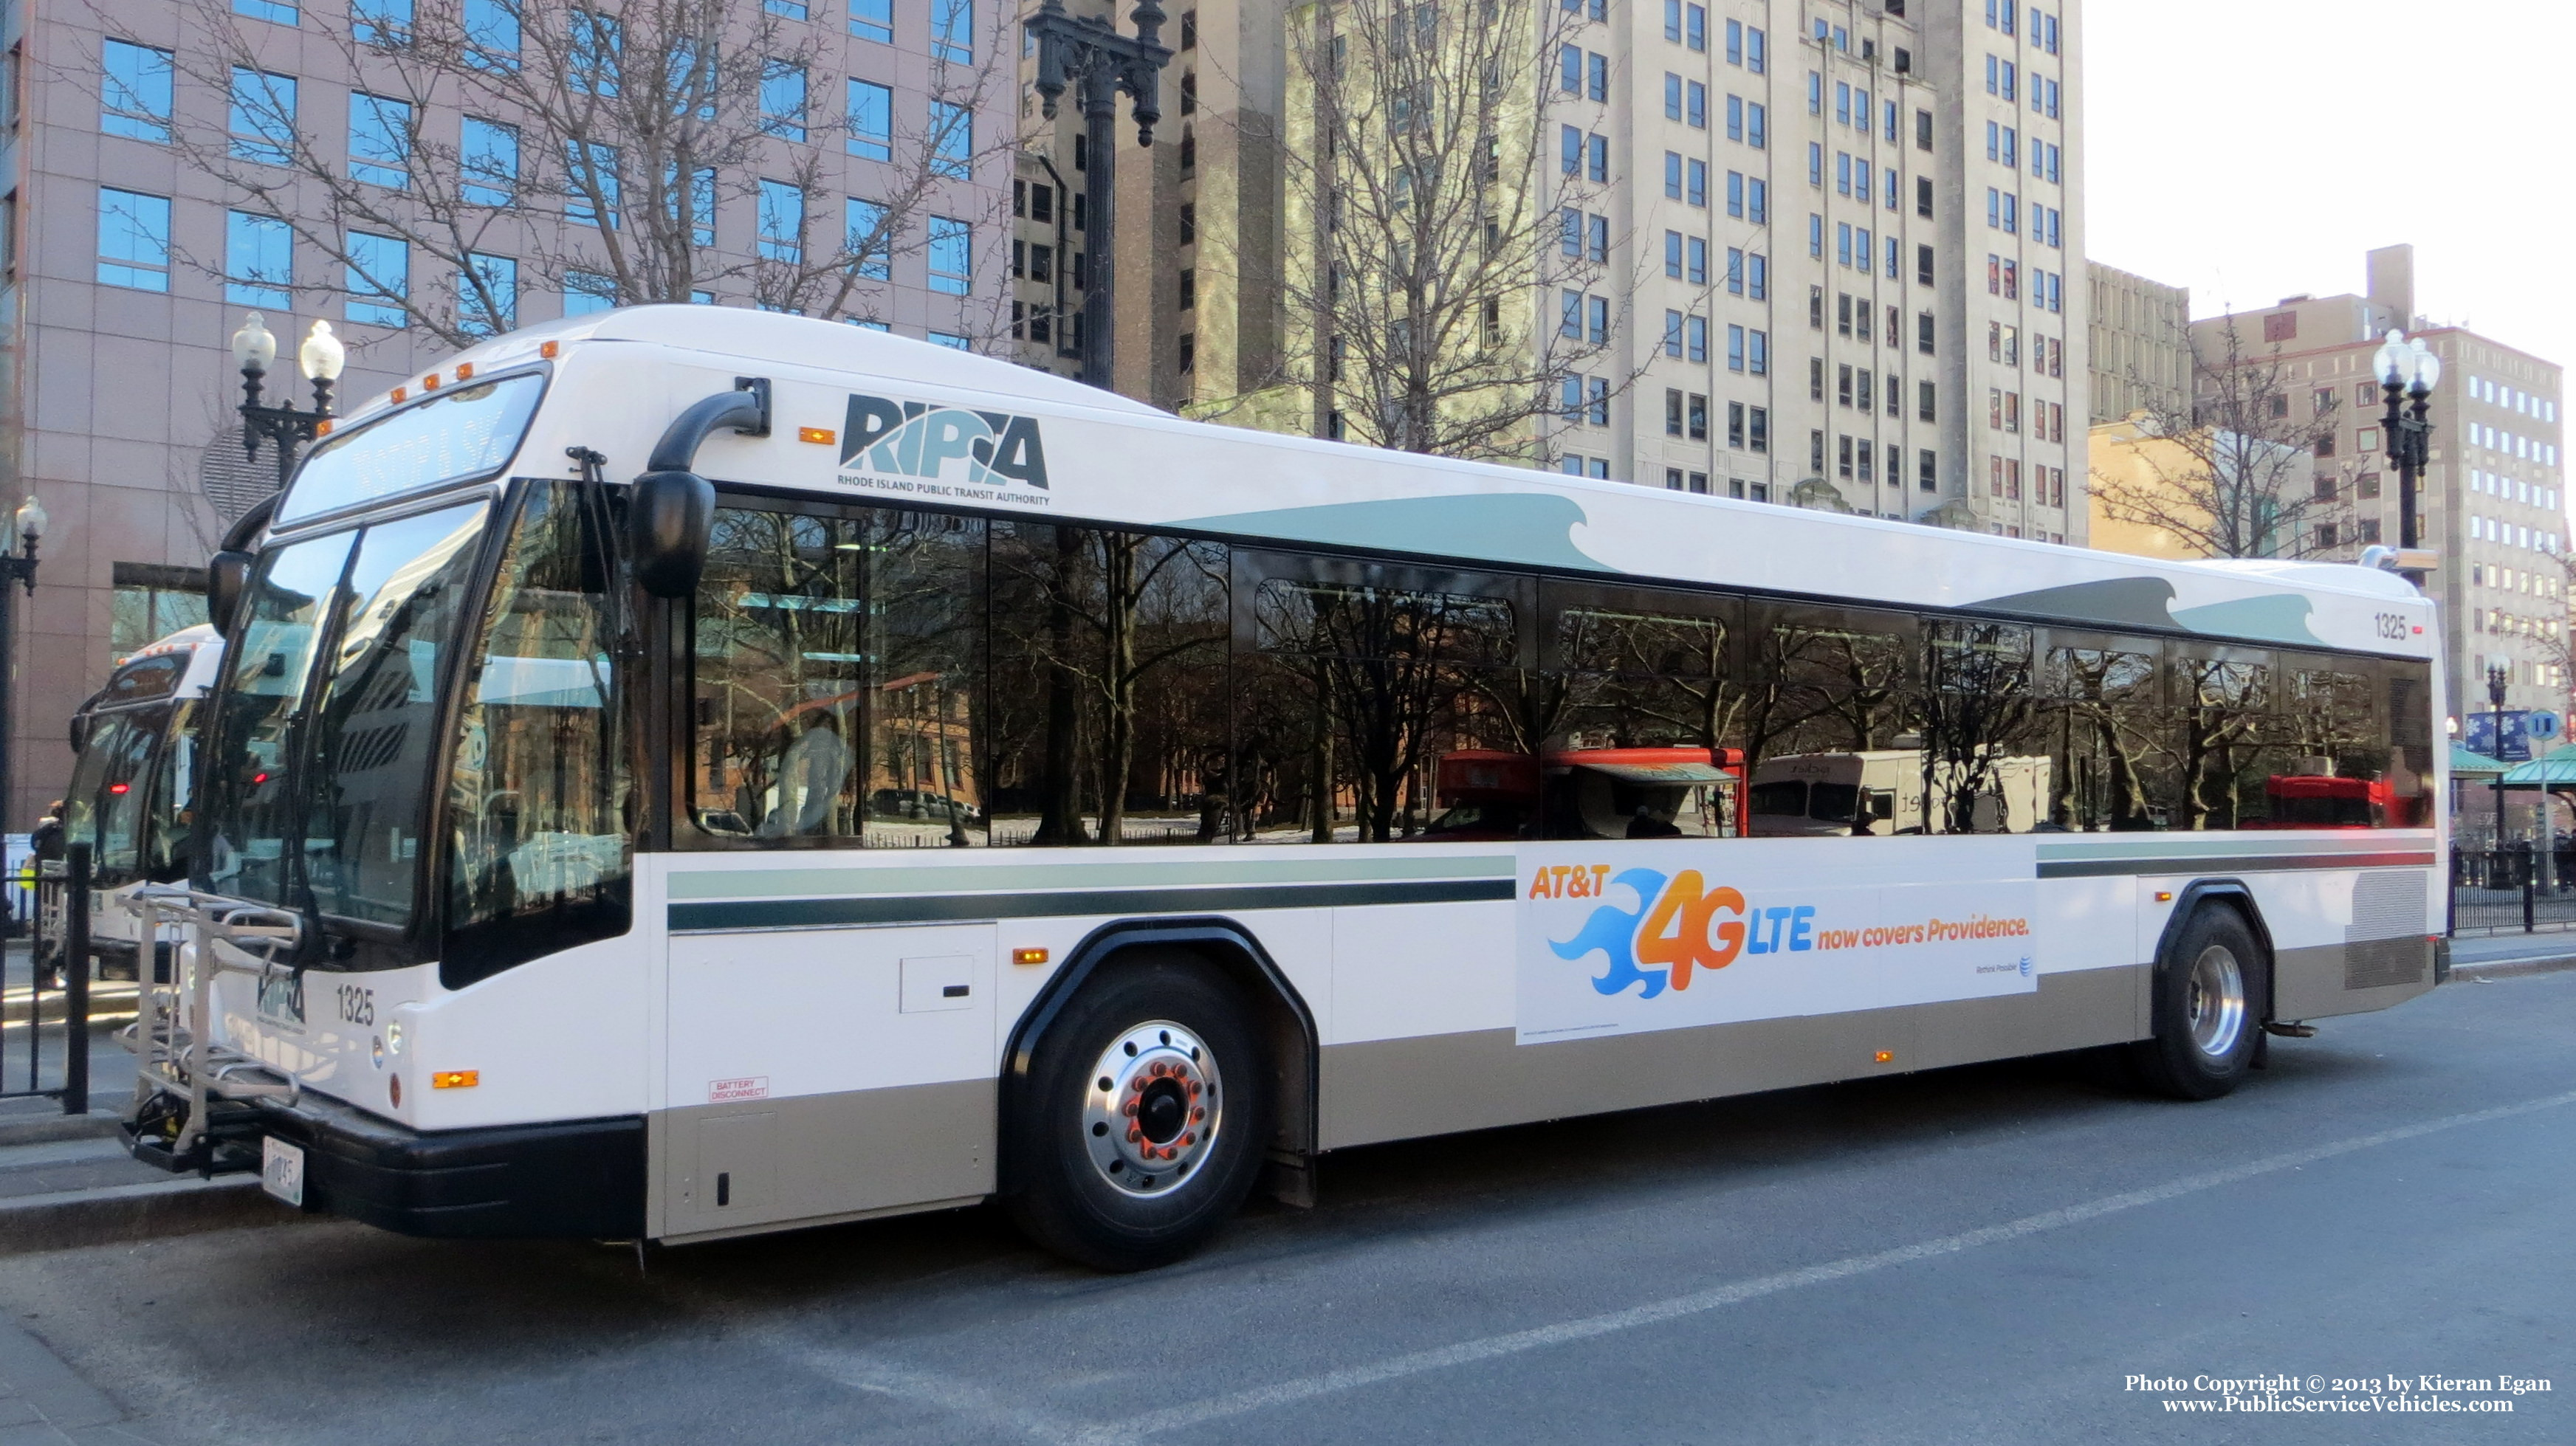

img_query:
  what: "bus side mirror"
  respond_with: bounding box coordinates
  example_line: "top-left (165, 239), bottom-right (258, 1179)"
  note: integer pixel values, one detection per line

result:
top-left (629, 469), bottom-right (714, 599)
top-left (207, 550), bottom-right (253, 634)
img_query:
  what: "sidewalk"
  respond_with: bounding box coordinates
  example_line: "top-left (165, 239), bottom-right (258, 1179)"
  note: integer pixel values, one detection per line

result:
top-left (2445, 931), bottom-right (2576, 979)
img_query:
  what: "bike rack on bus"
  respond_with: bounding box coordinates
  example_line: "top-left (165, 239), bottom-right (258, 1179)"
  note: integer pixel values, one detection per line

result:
top-left (118, 884), bottom-right (303, 1168)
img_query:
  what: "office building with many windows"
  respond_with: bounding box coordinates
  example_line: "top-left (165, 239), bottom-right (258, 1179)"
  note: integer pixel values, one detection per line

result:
top-left (1544, 0), bottom-right (2086, 537)
top-left (1017, 0), bottom-right (2084, 543)
top-left (2190, 246), bottom-right (2567, 724)
top-left (2086, 259), bottom-right (2185, 424)
top-left (0, 0), bottom-right (1010, 824)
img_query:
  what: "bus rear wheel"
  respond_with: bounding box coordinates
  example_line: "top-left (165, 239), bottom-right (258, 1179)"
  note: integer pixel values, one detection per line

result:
top-left (2131, 905), bottom-right (2267, 1101)
top-left (1004, 958), bottom-right (1269, 1271)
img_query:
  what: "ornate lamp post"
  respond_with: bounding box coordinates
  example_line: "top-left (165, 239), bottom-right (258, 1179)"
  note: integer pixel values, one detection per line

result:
top-left (1026, 0), bottom-right (1171, 393)
top-left (0, 495), bottom-right (46, 920)
top-left (232, 312), bottom-right (349, 495)
top-left (2371, 328), bottom-right (2442, 586)
top-left (2489, 661), bottom-right (2513, 847)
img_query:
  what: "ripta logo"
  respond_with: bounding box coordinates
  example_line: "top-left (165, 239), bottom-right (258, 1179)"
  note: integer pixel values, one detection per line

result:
top-left (255, 969), bottom-right (305, 1027)
top-left (1538, 867), bottom-right (1816, 999)
top-left (842, 393), bottom-right (1048, 489)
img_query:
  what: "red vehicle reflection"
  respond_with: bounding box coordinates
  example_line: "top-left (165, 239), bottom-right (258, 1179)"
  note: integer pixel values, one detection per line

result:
top-left (2243, 774), bottom-right (2392, 830)
top-left (1425, 746), bottom-right (1743, 840)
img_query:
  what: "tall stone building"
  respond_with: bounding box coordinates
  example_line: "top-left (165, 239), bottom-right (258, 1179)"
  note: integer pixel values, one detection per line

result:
top-left (1011, 0), bottom-right (1285, 413)
top-left (1017, 0), bottom-right (2087, 543)
top-left (2191, 245), bottom-right (2567, 724)
top-left (0, 0), bottom-right (1014, 825)
top-left (2086, 259), bottom-right (2185, 423)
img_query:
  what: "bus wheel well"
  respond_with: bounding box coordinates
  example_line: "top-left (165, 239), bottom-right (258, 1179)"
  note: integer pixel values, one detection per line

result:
top-left (2155, 882), bottom-right (2276, 1022)
top-left (1001, 920), bottom-right (1319, 1184)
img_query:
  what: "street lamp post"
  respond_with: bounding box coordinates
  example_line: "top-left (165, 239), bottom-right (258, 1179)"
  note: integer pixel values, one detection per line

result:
top-left (2489, 661), bottom-right (2511, 850)
top-left (2371, 328), bottom-right (2442, 587)
top-left (1026, 0), bottom-right (1171, 393)
top-left (232, 313), bottom-right (349, 495)
top-left (0, 495), bottom-right (47, 932)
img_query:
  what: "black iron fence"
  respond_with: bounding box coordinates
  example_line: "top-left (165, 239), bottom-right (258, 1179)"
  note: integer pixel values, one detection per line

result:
top-left (1, 843), bottom-right (91, 1112)
top-left (2449, 845), bottom-right (2576, 936)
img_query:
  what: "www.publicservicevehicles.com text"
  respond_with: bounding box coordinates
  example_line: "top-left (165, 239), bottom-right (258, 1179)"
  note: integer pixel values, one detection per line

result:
top-left (2126, 1375), bottom-right (2550, 1414)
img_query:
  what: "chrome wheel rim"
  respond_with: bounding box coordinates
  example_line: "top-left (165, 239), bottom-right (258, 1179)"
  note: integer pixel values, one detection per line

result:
top-left (1082, 1021), bottom-right (1223, 1198)
top-left (2186, 944), bottom-right (2247, 1059)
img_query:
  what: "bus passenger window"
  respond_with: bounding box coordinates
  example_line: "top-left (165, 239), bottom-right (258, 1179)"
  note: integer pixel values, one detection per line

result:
top-left (1235, 571), bottom-right (1519, 842)
top-left (1543, 605), bottom-right (1739, 839)
top-left (693, 506), bottom-right (985, 847)
top-left (2044, 645), bottom-right (2162, 830)
top-left (1914, 620), bottom-right (2048, 833)
top-left (987, 524), bottom-right (1229, 846)
top-left (2165, 653), bottom-right (2275, 830)
top-left (1739, 606), bottom-right (1913, 836)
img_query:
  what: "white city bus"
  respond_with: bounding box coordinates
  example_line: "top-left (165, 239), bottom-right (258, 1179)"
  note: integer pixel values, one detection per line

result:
top-left (47, 626), bottom-right (223, 981)
top-left (124, 309), bottom-right (2447, 1270)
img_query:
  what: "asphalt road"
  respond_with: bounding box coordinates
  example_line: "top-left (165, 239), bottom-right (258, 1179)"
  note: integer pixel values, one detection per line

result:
top-left (4, 971), bottom-right (2572, 1445)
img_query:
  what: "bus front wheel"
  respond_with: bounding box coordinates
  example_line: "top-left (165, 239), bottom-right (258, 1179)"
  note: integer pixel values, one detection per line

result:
top-left (2131, 905), bottom-right (2267, 1101)
top-left (1003, 957), bottom-right (1270, 1271)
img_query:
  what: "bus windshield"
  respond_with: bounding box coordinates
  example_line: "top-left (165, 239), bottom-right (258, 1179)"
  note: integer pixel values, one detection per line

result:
top-left (63, 708), bottom-right (161, 884)
top-left (196, 503), bottom-right (492, 931)
top-left (277, 373), bottom-right (543, 525)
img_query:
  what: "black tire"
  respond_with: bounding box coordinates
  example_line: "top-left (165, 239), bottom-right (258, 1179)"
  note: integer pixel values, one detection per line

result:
top-left (2130, 905), bottom-right (2269, 1101)
top-left (1003, 954), bottom-right (1270, 1271)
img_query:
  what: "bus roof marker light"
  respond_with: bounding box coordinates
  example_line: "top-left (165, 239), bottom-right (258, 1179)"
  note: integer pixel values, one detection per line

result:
top-left (423, 372), bottom-right (442, 390)
top-left (391, 387), bottom-right (408, 403)
top-left (1873, 1050), bottom-right (1894, 1064)
top-left (539, 340), bottom-right (560, 359)
top-left (455, 362), bottom-right (475, 381)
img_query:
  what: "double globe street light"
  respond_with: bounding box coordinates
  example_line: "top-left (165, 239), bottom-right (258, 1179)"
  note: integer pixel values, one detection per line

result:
top-left (2371, 328), bottom-right (2442, 585)
top-left (230, 311), bottom-right (349, 495)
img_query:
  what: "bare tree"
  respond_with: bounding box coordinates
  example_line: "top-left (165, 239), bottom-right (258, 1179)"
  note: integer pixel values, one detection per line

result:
top-left (1231, 0), bottom-right (1659, 462)
top-left (2092, 316), bottom-right (2349, 559)
top-left (137, 0), bottom-right (1012, 348)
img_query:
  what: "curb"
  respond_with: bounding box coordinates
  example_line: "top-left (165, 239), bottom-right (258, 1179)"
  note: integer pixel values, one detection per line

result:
top-left (2448, 953), bottom-right (2576, 982)
top-left (0, 1113), bottom-right (123, 1149)
top-left (0, 1174), bottom-right (304, 1257)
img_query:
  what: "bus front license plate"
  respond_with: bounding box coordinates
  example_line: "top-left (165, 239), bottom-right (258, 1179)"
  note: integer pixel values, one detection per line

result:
top-left (260, 1137), bottom-right (305, 1208)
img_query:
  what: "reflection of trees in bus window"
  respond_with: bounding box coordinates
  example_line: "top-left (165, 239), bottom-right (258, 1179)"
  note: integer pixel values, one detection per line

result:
top-left (1237, 575), bottom-right (1517, 842)
top-left (1548, 606), bottom-right (1739, 839)
top-left (2147, 653), bottom-right (2276, 830)
top-left (1736, 607), bottom-right (1910, 836)
top-left (692, 506), bottom-right (985, 848)
top-left (2239, 667), bottom-right (2390, 829)
top-left (1915, 621), bottom-right (2047, 833)
top-left (2043, 645), bottom-right (2163, 830)
top-left (446, 485), bottom-right (625, 985)
top-left (989, 524), bottom-right (1229, 847)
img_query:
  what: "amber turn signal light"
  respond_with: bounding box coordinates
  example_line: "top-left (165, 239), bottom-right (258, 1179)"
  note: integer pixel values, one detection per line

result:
top-left (798, 427), bottom-right (837, 445)
top-left (1873, 1050), bottom-right (1894, 1064)
top-left (1011, 948), bottom-right (1049, 966)
top-left (431, 1070), bottom-right (480, 1089)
